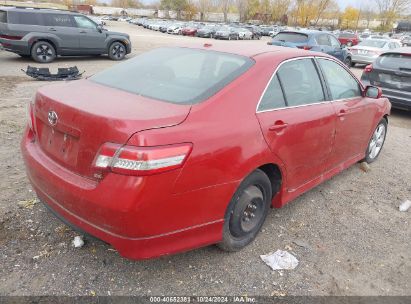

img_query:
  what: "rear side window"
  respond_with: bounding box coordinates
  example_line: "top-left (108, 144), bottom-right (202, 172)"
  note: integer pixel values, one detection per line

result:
top-left (317, 58), bottom-right (362, 100)
top-left (91, 47), bottom-right (254, 105)
top-left (43, 14), bottom-right (74, 27)
top-left (258, 75), bottom-right (286, 111)
top-left (273, 32), bottom-right (308, 43)
top-left (376, 53), bottom-right (411, 70)
top-left (7, 11), bottom-right (43, 25)
top-left (277, 59), bottom-right (325, 107)
top-left (0, 11), bottom-right (7, 23)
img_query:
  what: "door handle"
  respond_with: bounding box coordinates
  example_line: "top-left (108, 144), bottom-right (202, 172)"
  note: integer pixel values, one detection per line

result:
top-left (337, 110), bottom-right (347, 117)
top-left (49, 28), bottom-right (56, 31)
top-left (79, 30), bottom-right (87, 34)
top-left (269, 121), bottom-right (288, 131)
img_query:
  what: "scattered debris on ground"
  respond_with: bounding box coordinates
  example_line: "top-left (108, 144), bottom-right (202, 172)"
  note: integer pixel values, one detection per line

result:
top-left (22, 66), bottom-right (83, 81)
top-left (260, 250), bottom-right (299, 271)
top-left (399, 200), bottom-right (411, 212)
top-left (72, 236), bottom-right (85, 248)
top-left (359, 162), bottom-right (371, 172)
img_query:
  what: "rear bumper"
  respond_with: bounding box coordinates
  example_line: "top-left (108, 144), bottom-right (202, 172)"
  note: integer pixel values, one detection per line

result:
top-left (362, 81), bottom-right (411, 110)
top-left (21, 128), bottom-right (225, 259)
top-left (0, 38), bottom-right (30, 55)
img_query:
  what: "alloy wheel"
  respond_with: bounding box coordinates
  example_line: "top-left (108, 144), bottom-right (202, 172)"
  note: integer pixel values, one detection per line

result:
top-left (36, 45), bottom-right (53, 62)
top-left (112, 44), bottom-right (125, 59)
top-left (368, 123), bottom-right (386, 160)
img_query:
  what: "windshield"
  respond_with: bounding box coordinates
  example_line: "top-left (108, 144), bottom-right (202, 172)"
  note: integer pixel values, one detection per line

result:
top-left (91, 48), bottom-right (254, 105)
top-left (273, 32), bottom-right (308, 43)
top-left (358, 40), bottom-right (387, 48)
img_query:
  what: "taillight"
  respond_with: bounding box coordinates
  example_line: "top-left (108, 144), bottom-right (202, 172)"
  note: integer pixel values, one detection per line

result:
top-left (94, 143), bottom-right (192, 176)
top-left (297, 46), bottom-right (312, 50)
top-left (26, 96), bottom-right (36, 134)
top-left (364, 64), bottom-right (373, 73)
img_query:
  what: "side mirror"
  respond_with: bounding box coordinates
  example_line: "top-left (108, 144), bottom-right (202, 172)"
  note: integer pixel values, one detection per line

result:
top-left (97, 25), bottom-right (103, 33)
top-left (364, 85), bottom-right (382, 99)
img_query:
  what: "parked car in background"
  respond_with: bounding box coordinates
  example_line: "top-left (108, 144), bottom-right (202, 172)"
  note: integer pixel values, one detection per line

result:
top-left (245, 25), bottom-right (261, 39)
top-left (338, 32), bottom-right (359, 46)
top-left (235, 28), bottom-right (253, 40)
top-left (402, 36), bottom-right (411, 46)
top-left (361, 47), bottom-right (411, 110)
top-left (350, 39), bottom-right (401, 66)
top-left (196, 25), bottom-right (217, 38)
top-left (214, 26), bottom-right (239, 40)
top-left (89, 16), bottom-right (106, 26)
top-left (167, 23), bottom-right (185, 35)
top-left (182, 24), bottom-right (201, 36)
top-left (0, 7), bottom-right (131, 63)
top-left (269, 30), bottom-right (352, 66)
top-left (21, 44), bottom-right (390, 260)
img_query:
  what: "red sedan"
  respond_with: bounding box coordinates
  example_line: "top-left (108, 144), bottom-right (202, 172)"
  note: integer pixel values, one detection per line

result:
top-left (21, 44), bottom-right (391, 259)
top-left (182, 26), bottom-right (199, 36)
top-left (338, 32), bottom-right (359, 46)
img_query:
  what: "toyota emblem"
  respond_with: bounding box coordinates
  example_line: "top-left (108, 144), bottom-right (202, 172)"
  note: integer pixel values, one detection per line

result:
top-left (48, 111), bottom-right (58, 126)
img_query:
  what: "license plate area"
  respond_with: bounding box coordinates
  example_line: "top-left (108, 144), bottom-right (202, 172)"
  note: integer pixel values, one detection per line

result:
top-left (37, 121), bottom-right (80, 167)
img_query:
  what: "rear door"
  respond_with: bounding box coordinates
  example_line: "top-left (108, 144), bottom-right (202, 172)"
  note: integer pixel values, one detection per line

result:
top-left (72, 15), bottom-right (106, 53)
top-left (42, 13), bottom-right (79, 51)
top-left (317, 57), bottom-right (377, 166)
top-left (256, 58), bottom-right (336, 191)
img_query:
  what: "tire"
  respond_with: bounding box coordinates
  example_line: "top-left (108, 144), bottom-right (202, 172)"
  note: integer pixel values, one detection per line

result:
top-left (218, 169), bottom-right (272, 252)
top-left (364, 118), bottom-right (387, 164)
top-left (350, 61), bottom-right (356, 67)
top-left (31, 41), bottom-right (56, 63)
top-left (108, 41), bottom-right (126, 61)
top-left (344, 56), bottom-right (352, 67)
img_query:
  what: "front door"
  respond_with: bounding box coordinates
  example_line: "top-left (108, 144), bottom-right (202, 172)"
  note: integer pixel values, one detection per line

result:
top-left (72, 15), bottom-right (106, 53)
top-left (316, 58), bottom-right (377, 166)
top-left (43, 13), bottom-right (79, 51)
top-left (256, 58), bottom-right (336, 191)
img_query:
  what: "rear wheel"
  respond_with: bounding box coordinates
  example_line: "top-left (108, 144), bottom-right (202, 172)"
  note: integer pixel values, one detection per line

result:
top-left (108, 41), bottom-right (126, 60)
top-left (31, 41), bottom-right (56, 63)
top-left (344, 56), bottom-right (352, 67)
top-left (364, 119), bottom-right (387, 163)
top-left (218, 169), bottom-right (272, 252)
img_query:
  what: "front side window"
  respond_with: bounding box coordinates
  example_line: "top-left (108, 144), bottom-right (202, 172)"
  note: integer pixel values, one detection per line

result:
top-left (73, 16), bottom-right (97, 29)
top-left (317, 58), bottom-right (362, 100)
top-left (329, 35), bottom-right (341, 47)
top-left (258, 75), bottom-right (286, 111)
top-left (44, 14), bottom-right (74, 27)
top-left (316, 34), bottom-right (331, 46)
top-left (91, 47), bottom-right (254, 104)
top-left (277, 59), bottom-right (325, 107)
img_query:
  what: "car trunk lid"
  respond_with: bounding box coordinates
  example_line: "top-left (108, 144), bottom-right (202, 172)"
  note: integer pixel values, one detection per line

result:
top-left (33, 80), bottom-right (191, 179)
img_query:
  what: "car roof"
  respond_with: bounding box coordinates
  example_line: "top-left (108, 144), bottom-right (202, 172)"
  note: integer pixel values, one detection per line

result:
top-left (179, 43), bottom-right (330, 59)
top-left (0, 7), bottom-right (78, 15)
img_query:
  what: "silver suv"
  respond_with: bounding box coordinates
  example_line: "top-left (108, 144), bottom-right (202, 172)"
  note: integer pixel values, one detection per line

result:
top-left (0, 7), bottom-right (131, 63)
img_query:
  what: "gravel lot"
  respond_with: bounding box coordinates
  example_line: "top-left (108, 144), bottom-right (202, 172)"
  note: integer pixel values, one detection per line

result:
top-left (0, 22), bottom-right (410, 296)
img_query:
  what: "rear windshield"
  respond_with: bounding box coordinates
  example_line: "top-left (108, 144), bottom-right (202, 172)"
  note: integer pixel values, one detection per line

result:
top-left (376, 53), bottom-right (411, 70)
top-left (91, 47), bottom-right (254, 105)
top-left (358, 40), bottom-right (387, 48)
top-left (0, 11), bottom-right (6, 23)
top-left (273, 32), bottom-right (308, 43)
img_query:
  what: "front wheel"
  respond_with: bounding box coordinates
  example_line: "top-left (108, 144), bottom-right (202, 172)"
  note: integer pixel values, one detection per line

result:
top-left (108, 41), bottom-right (126, 61)
top-left (364, 119), bottom-right (387, 163)
top-left (218, 169), bottom-right (272, 252)
top-left (344, 56), bottom-right (352, 67)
